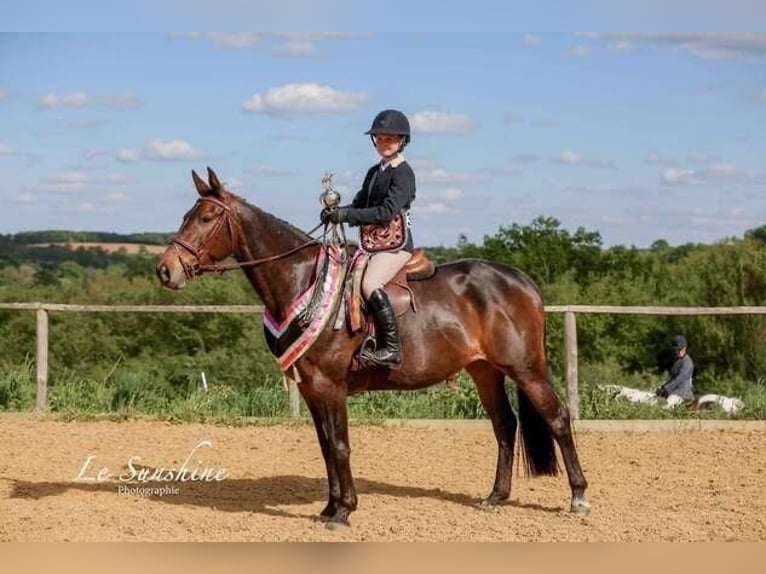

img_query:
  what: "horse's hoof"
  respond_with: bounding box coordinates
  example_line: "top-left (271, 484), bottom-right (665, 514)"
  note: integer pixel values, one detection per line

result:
top-left (325, 520), bottom-right (350, 531)
top-left (476, 498), bottom-right (503, 512)
top-left (570, 498), bottom-right (591, 515)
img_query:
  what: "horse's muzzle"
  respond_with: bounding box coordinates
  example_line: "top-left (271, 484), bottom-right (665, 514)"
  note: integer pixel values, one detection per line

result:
top-left (156, 260), bottom-right (186, 289)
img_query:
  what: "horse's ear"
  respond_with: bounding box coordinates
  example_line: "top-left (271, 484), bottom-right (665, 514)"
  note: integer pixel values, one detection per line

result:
top-left (207, 167), bottom-right (222, 196)
top-left (192, 169), bottom-right (211, 197)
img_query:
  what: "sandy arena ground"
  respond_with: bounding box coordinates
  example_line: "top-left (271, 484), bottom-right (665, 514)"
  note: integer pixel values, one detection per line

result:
top-left (0, 413), bottom-right (764, 541)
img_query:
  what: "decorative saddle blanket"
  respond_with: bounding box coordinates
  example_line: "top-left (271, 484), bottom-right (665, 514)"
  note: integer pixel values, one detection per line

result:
top-left (263, 243), bottom-right (346, 373)
top-left (263, 243), bottom-right (436, 376)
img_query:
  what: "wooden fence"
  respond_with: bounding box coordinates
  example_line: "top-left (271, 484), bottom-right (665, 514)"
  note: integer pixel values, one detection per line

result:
top-left (3, 302), bottom-right (766, 419)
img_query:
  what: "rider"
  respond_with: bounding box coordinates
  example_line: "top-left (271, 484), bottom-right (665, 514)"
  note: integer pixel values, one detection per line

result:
top-left (656, 334), bottom-right (695, 406)
top-left (321, 109), bottom-right (416, 369)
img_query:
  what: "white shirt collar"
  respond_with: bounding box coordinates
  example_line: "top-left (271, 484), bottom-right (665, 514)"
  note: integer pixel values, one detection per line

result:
top-left (380, 153), bottom-right (404, 171)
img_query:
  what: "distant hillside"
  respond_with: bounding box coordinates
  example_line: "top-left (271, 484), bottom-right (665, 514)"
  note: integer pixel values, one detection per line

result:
top-left (11, 230), bottom-right (171, 245)
top-left (0, 231), bottom-right (171, 268)
top-left (30, 242), bottom-right (168, 255)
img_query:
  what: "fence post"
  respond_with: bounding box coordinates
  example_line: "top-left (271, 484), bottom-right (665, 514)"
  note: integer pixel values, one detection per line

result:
top-left (35, 306), bottom-right (49, 411)
top-left (288, 381), bottom-right (300, 418)
top-left (564, 309), bottom-right (579, 420)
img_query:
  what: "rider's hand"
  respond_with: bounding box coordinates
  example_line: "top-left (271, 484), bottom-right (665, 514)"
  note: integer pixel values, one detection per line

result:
top-left (320, 207), bottom-right (335, 225)
top-left (321, 207), bottom-right (348, 225)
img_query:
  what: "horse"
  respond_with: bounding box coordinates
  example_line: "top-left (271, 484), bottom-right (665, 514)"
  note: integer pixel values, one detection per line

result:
top-left (597, 384), bottom-right (745, 414)
top-left (156, 167), bottom-right (590, 528)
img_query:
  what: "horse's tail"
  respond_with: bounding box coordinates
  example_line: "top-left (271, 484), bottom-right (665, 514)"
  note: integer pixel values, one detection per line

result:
top-left (517, 387), bottom-right (559, 476)
top-left (517, 312), bottom-right (559, 477)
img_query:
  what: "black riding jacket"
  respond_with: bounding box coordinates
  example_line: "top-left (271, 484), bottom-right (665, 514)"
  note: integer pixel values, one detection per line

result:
top-left (346, 158), bottom-right (416, 252)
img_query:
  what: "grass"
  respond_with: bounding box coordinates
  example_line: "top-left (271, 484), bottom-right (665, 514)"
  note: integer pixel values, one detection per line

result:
top-left (1, 359), bottom-right (764, 423)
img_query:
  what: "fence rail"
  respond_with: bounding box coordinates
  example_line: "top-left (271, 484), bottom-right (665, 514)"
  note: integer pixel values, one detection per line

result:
top-left (2, 302), bottom-right (765, 419)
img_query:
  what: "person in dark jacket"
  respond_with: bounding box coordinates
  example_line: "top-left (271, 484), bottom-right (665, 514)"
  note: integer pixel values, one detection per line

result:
top-left (321, 109), bottom-right (416, 369)
top-left (657, 335), bottom-right (695, 405)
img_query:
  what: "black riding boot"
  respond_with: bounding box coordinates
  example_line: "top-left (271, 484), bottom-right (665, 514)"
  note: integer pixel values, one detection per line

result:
top-left (359, 288), bottom-right (401, 369)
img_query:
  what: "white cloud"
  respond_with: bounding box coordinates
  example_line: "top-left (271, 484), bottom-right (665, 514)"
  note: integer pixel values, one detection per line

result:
top-left (101, 94), bottom-right (143, 109)
top-left (38, 92), bottom-right (143, 110)
top-left (221, 177), bottom-right (245, 191)
top-left (33, 119), bottom-right (107, 137)
top-left (413, 201), bottom-right (457, 214)
top-left (143, 139), bottom-right (201, 161)
top-left (242, 83), bottom-right (366, 117)
top-left (661, 168), bottom-right (701, 185)
top-left (523, 34), bottom-right (541, 46)
top-left (101, 173), bottom-right (130, 184)
top-left (440, 187), bottom-right (464, 201)
top-left (106, 192), bottom-right (130, 202)
top-left (76, 202), bottom-right (98, 212)
top-left (661, 163), bottom-right (765, 186)
top-left (645, 153), bottom-right (675, 166)
top-left (564, 45), bottom-right (591, 58)
top-left (117, 149), bottom-right (140, 163)
top-left (42, 171), bottom-right (90, 193)
top-left (566, 184), bottom-right (640, 195)
top-left (581, 33), bottom-right (766, 60)
top-left (30, 171), bottom-right (133, 195)
top-left (174, 32), bottom-right (363, 57)
top-left (13, 192), bottom-right (37, 204)
top-left (418, 168), bottom-right (489, 185)
top-left (245, 164), bottom-right (295, 177)
top-left (39, 92), bottom-right (90, 108)
top-left (410, 111), bottom-right (475, 134)
top-left (273, 39), bottom-right (318, 57)
top-left (118, 139), bottom-right (202, 162)
top-left (503, 113), bottom-right (526, 125)
top-left (183, 32), bottom-right (265, 48)
top-left (553, 150), bottom-right (614, 169)
top-left (559, 150), bottom-right (581, 164)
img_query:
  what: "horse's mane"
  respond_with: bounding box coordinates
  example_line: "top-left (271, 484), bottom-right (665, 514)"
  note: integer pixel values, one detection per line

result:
top-left (228, 190), bottom-right (312, 242)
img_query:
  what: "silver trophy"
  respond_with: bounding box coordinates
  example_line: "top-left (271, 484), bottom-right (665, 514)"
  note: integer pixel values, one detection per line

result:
top-left (320, 172), bottom-right (341, 209)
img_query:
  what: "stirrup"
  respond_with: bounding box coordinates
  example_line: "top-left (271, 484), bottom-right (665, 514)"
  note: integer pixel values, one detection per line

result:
top-left (356, 347), bottom-right (401, 370)
top-left (360, 334), bottom-right (377, 354)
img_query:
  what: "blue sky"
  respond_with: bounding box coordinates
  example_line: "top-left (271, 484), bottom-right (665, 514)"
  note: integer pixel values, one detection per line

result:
top-left (1, 30), bottom-right (766, 248)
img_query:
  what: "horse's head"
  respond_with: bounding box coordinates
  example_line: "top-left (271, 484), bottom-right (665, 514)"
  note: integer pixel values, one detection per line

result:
top-left (156, 167), bottom-right (240, 289)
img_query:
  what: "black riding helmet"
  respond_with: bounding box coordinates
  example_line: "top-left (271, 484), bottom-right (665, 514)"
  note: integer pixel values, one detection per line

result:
top-left (365, 109), bottom-right (411, 150)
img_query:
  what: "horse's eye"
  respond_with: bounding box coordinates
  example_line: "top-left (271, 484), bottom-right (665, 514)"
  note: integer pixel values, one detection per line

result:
top-left (200, 213), bottom-right (214, 224)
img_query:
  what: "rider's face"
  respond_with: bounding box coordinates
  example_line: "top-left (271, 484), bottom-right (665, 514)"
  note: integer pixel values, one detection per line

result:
top-left (373, 133), bottom-right (403, 159)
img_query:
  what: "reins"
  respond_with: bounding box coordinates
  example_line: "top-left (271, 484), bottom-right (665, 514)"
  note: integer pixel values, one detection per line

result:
top-left (197, 229), bottom-right (323, 274)
top-left (169, 195), bottom-right (325, 279)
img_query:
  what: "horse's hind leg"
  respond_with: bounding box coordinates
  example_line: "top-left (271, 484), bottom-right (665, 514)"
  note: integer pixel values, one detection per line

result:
top-left (466, 361), bottom-right (518, 507)
top-left (505, 362), bottom-right (590, 515)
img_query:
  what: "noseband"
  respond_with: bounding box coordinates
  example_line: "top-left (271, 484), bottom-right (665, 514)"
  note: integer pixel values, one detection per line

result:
top-left (169, 196), bottom-right (321, 279)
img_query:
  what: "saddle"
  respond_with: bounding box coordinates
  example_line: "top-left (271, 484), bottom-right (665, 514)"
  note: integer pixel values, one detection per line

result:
top-left (342, 248), bottom-right (436, 332)
top-left (387, 248), bottom-right (436, 315)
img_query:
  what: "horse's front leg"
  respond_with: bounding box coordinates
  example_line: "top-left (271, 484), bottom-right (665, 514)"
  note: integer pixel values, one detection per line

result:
top-left (305, 402), bottom-right (341, 521)
top-left (321, 396), bottom-right (357, 528)
top-left (301, 373), bottom-right (357, 528)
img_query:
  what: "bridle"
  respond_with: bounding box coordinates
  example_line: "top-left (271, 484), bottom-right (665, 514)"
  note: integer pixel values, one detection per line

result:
top-left (169, 195), bottom-right (322, 279)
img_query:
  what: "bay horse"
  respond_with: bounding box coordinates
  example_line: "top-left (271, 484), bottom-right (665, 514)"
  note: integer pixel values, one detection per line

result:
top-left (156, 167), bottom-right (590, 528)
